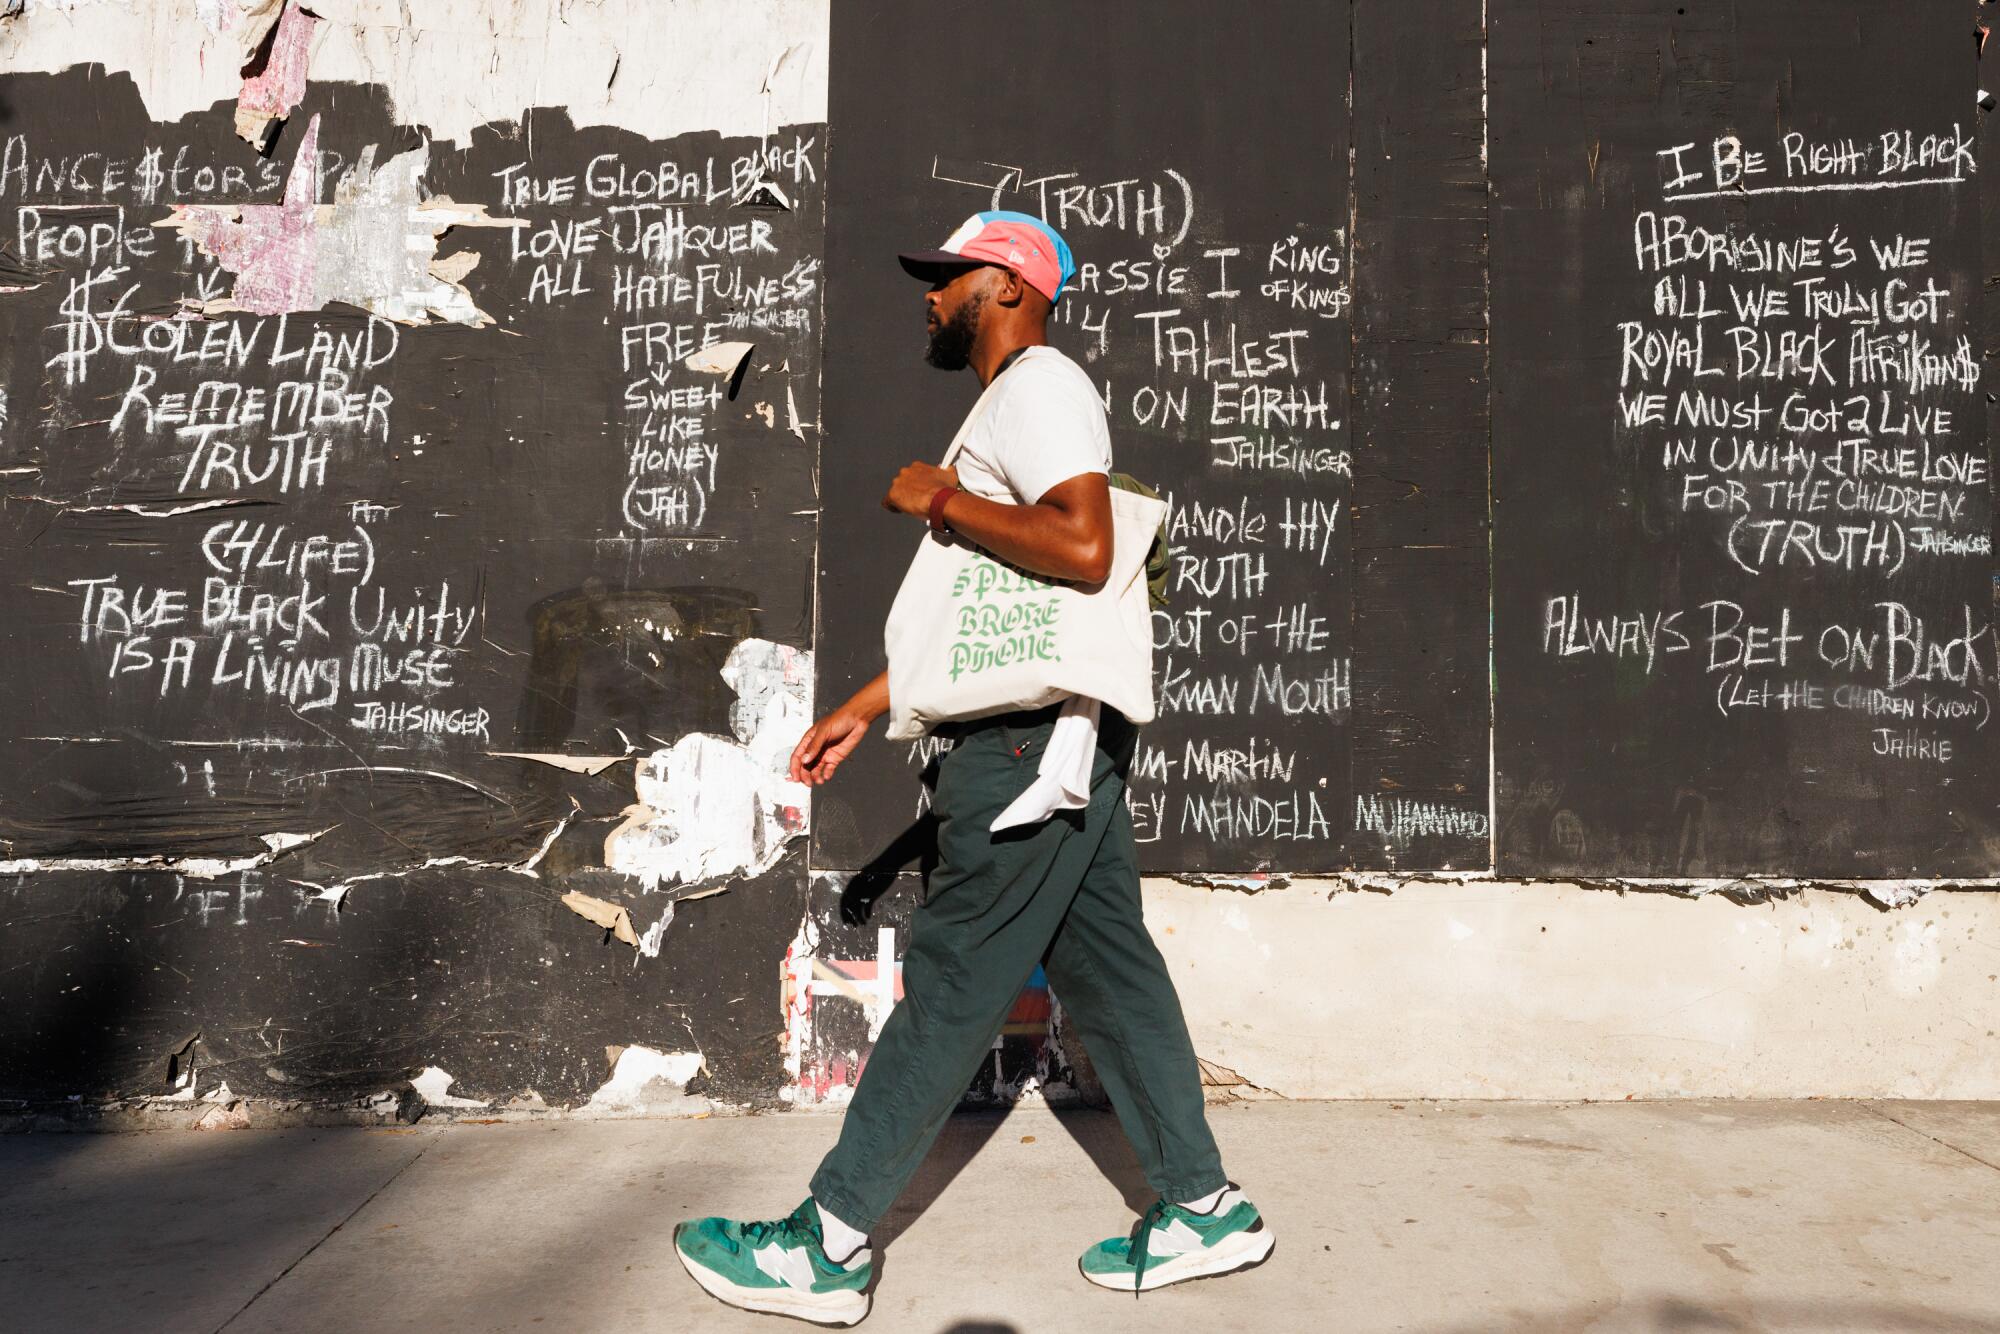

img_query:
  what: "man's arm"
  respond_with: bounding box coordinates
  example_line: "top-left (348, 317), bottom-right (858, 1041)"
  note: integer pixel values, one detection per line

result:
top-left (796, 465), bottom-right (1113, 788)
top-left (790, 670), bottom-right (889, 786)
top-left (884, 465), bottom-right (1113, 584)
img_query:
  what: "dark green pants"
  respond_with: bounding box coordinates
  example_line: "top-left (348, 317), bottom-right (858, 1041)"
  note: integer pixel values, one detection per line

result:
top-left (810, 706), bottom-right (1226, 1234)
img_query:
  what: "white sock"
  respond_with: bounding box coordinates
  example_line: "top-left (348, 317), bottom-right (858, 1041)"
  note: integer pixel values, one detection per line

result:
top-left (1178, 1184), bottom-right (1232, 1214)
top-left (814, 1199), bottom-right (871, 1267)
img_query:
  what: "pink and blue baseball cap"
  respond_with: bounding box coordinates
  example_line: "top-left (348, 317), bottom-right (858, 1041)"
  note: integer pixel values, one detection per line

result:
top-left (899, 211), bottom-right (1077, 304)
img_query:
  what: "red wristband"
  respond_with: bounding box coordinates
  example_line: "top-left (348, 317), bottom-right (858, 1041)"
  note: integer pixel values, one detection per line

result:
top-left (928, 484), bottom-right (959, 533)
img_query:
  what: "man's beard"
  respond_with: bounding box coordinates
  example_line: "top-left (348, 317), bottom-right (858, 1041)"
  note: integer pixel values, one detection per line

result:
top-left (924, 293), bottom-right (985, 370)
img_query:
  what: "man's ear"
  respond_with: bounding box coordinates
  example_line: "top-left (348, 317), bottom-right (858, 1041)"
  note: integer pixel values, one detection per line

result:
top-left (992, 266), bottom-right (1028, 308)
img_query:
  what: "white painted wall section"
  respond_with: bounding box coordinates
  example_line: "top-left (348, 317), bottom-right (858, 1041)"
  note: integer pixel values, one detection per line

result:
top-left (2, 0), bottom-right (829, 142)
top-left (1146, 879), bottom-right (2000, 1100)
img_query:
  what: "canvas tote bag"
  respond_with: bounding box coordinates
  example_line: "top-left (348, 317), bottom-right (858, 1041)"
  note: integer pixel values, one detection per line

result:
top-left (883, 353), bottom-right (1167, 742)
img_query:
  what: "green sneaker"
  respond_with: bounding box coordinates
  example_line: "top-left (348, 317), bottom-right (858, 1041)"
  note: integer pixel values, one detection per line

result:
top-left (675, 1198), bottom-right (871, 1326)
top-left (1079, 1185), bottom-right (1274, 1293)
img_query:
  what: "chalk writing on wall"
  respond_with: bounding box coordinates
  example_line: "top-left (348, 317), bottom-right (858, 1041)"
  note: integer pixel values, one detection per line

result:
top-left (1591, 130), bottom-right (1987, 747)
top-left (1492, 2), bottom-right (1996, 876)
top-left (893, 163), bottom-right (1352, 857)
top-left (815, 4), bottom-right (1361, 873)
top-left (1, 75), bottom-right (826, 908)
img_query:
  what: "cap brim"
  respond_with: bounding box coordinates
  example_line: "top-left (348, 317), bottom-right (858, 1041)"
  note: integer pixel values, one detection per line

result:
top-left (898, 251), bottom-right (986, 282)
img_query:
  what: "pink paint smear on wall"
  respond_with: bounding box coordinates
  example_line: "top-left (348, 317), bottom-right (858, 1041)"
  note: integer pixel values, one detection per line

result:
top-left (236, 0), bottom-right (321, 149)
top-left (171, 114), bottom-right (321, 314)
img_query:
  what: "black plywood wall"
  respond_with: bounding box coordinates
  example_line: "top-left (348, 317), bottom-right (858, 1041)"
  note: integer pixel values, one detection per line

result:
top-left (1, 0), bottom-right (1996, 1110)
top-left (1491, 2), bottom-right (1998, 876)
top-left (0, 69), bottom-right (826, 1104)
top-left (816, 0), bottom-right (1494, 877)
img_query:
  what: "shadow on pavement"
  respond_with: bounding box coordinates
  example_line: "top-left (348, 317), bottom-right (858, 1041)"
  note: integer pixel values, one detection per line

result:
top-left (875, 1106), bottom-right (1152, 1253)
top-left (0, 1126), bottom-right (436, 1334)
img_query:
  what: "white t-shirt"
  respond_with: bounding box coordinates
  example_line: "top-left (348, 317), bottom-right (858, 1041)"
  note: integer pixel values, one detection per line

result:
top-left (944, 344), bottom-right (1113, 832)
top-left (952, 345), bottom-right (1111, 505)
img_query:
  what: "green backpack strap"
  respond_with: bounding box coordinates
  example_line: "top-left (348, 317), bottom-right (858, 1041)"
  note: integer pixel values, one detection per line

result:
top-left (1107, 471), bottom-right (1172, 610)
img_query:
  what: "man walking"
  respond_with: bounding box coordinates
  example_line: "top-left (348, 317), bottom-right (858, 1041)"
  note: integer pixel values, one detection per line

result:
top-left (675, 212), bottom-right (1271, 1326)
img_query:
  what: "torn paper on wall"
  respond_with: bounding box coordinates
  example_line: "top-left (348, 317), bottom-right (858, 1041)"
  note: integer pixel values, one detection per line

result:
top-left (234, 0), bottom-right (319, 150)
top-left (779, 909), bottom-right (821, 1101)
top-left (197, 0), bottom-right (246, 38)
top-left (785, 382), bottom-right (807, 441)
top-left (1174, 872), bottom-right (1292, 893)
top-left (780, 897), bottom-right (1063, 1107)
top-left (560, 890), bottom-right (639, 948)
top-left (722, 637), bottom-right (812, 750)
top-left (603, 639), bottom-right (810, 890)
top-left (5, 2), bottom-right (826, 144)
top-left (1197, 1057), bottom-right (1286, 1103)
top-left (229, 0), bottom-right (283, 52)
top-left (1861, 881), bottom-right (1931, 911)
top-left (635, 903), bottom-right (673, 958)
top-left (157, 114), bottom-right (522, 326)
top-left (157, 114), bottom-right (318, 314)
top-left (285, 803), bottom-right (572, 914)
top-left (160, 1032), bottom-right (201, 1100)
top-left (290, 873), bottom-right (372, 911)
top-left (782, 921), bottom-right (898, 1107)
top-left (0, 828), bottom-right (325, 879)
top-left (585, 1044), bottom-right (705, 1113)
top-left (488, 752), bottom-right (634, 776)
top-left (410, 1065), bottom-right (489, 1109)
top-left (684, 340), bottom-right (755, 377)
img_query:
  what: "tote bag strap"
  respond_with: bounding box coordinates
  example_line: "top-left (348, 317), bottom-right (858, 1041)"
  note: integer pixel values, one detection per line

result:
top-left (938, 376), bottom-right (1000, 471)
top-left (938, 346), bottom-right (1045, 470)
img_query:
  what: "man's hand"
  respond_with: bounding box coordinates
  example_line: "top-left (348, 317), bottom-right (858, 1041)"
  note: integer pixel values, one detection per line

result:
top-left (790, 706), bottom-right (873, 786)
top-left (884, 462), bottom-right (958, 518)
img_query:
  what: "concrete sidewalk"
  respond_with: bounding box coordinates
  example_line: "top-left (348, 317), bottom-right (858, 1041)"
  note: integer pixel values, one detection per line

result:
top-left (4, 1101), bottom-right (1998, 1334)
